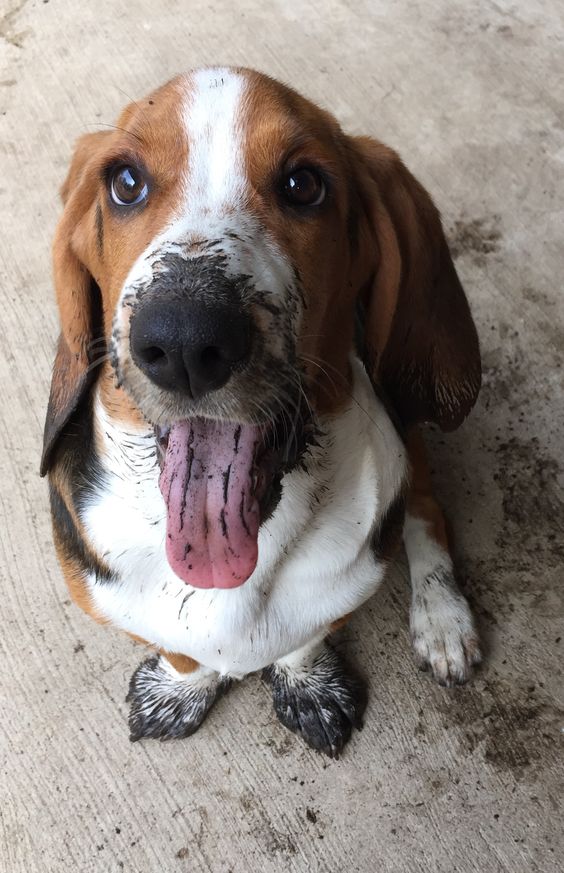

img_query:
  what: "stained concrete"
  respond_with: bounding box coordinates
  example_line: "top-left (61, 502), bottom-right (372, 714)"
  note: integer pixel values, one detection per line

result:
top-left (0, 1), bottom-right (562, 871)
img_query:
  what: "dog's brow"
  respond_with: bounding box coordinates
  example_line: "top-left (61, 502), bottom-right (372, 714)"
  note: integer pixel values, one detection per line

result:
top-left (95, 122), bottom-right (146, 146)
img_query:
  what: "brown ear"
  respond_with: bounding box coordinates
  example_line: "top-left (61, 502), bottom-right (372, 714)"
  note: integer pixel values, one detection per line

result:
top-left (40, 132), bottom-right (109, 476)
top-left (350, 136), bottom-right (481, 431)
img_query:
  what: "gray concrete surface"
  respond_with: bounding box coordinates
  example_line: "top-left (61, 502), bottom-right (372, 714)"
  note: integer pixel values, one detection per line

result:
top-left (1, 0), bottom-right (563, 871)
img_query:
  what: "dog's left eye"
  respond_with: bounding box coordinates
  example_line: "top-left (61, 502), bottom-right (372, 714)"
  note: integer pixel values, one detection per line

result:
top-left (109, 165), bottom-right (148, 207)
top-left (283, 168), bottom-right (326, 207)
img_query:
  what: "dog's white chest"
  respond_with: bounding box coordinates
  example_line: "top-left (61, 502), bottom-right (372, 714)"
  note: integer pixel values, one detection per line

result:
top-left (83, 359), bottom-right (406, 676)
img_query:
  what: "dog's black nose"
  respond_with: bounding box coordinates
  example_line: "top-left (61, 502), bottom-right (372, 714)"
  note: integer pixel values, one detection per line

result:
top-left (129, 298), bottom-right (252, 399)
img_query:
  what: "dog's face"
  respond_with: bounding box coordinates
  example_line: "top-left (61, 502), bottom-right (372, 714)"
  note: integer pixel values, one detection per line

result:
top-left (59, 70), bottom-right (363, 428)
top-left (42, 67), bottom-right (480, 589)
top-left (111, 71), bottom-right (362, 430)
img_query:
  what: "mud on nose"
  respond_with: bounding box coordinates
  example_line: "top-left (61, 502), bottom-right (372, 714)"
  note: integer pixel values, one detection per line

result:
top-left (129, 297), bottom-right (253, 399)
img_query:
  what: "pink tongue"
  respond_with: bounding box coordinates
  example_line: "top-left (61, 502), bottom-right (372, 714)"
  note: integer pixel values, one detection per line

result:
top-left (159, 420), bottom-right (262, 589)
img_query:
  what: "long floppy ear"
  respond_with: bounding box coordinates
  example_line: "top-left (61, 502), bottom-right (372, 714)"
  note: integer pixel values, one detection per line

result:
top-left (40, 132), bottom-right (109, 476)
top-left (350, 136), bottom-right (481, 431)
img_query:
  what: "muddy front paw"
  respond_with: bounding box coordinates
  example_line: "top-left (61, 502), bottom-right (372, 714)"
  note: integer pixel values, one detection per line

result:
top-left (126, 655), bottom-right (231, 741)
top-left (263, 643), bottom-right (367, 758)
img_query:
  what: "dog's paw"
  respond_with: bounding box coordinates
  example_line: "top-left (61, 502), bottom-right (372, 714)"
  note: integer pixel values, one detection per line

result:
top-left (126, 655), bottom-right (230, 741)
top-left (410, 569), bottom-right (482, 687)
top-left (262, 644), bottom-right (367, 758)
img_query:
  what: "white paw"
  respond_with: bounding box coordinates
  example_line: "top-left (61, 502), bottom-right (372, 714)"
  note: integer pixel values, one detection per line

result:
top-left (410, 570), bottom-right (482, 687)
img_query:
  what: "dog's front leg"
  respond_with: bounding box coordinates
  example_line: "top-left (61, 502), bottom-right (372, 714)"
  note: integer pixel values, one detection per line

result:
top-left (404, 428), bottom-right (482, 687)
top-left (127, 651), bottom-right (231, 741)
top-left (262, 635), bottom-right (366, 757)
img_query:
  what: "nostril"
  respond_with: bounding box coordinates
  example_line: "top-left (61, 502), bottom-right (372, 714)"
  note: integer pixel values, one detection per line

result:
top-left (141, 345), bottom-right (167, 364)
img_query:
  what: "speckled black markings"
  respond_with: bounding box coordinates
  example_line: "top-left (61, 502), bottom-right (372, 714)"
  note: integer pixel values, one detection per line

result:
top-left (219, 508), bottom-right (227, 537)
top-left (177, 590), bottom-right (194, 620)
top-left (177, 442), bottom-right (193, 532)
top-left (233, 425), bottom-right (241, 453)
top-left (262, 644), bottom-right (367, 758)
top-left (222, 463), bottom-right (231, 502)
top-left (95, 200), bottom-right (104, 256)
top-left (127, 655), bottom-right (231, 741)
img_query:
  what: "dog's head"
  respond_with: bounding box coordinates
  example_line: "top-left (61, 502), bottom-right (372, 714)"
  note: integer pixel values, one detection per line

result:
top-left (41, 67), bottom-right (480, 588)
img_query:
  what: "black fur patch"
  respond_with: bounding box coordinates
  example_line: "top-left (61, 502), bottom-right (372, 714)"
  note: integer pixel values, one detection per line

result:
top-left (127, 655), bottom-right (231, 741)
top-left (50, 392), bottom-right (107, 515)
top-left (49, 486), bottom-right (115, 583)
top-left (262, 644), bottom-right (367, 758)
top-left (47, 391), bottom-right (113, 582)
top-left (373, 487), bottom-right (407, 562)
top-left (95, 201), bottom-right (104, 256)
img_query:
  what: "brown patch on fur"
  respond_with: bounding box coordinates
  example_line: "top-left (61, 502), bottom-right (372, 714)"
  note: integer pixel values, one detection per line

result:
top-left (330, 613), bottom-right (353, 633)
top-left (126, 638), bottom-right (200, 673)
top-left (406, 427), bottom-right (449, 551)
top-left (98, 364), bottom-right (147, 429)
top-left (127, 632), bottom-right (151, 646)
top-left (52, 541), bottom-right (107, 624)
top-left (162, 651), bottom-right (200, 673)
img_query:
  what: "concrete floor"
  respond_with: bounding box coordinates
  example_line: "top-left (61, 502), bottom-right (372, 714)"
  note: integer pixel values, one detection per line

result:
top-left (1, 0), bottom-right (563, 871)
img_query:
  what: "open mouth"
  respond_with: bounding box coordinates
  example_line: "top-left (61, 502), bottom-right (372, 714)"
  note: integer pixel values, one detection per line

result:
top-left (155, 407), bottom-right (311, 590)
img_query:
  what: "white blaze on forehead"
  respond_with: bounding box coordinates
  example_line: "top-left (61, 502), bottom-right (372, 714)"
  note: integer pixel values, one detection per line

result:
top-left (115, 68), bottom-right (250, 311)
top-left (181, 68), bottom-right (247, 211)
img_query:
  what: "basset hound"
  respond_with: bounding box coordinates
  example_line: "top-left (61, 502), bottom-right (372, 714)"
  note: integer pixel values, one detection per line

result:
top-left (41, 67), bottom-right (482, 756)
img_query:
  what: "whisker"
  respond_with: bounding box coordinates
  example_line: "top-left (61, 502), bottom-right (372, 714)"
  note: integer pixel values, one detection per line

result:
top-left (300, 353), bottom-right (386, 440)
top-left (87, 337), bottom-right (107, 351)
top-left (83, 122), bottom-right (144, 145)
top-left (85, 353), bottom-right (112, 374)
top-left (113, 85), bottom-right (152, 131)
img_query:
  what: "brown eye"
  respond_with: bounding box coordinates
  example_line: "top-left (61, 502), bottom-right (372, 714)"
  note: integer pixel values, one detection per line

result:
top-left (109, 165), bottom-right (148, 206)
top-left (283, 168), bottom-right (326, 207)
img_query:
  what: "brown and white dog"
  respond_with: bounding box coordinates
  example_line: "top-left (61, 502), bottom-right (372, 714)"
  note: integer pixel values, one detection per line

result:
top-left (41, 67), bottom-right (482, 756)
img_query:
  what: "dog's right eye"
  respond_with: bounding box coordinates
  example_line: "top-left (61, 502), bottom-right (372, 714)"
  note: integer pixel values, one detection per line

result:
top-left (282, 167), bottom-right (326, 208)
top-left (109, 165), bottom-right (148, 207)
